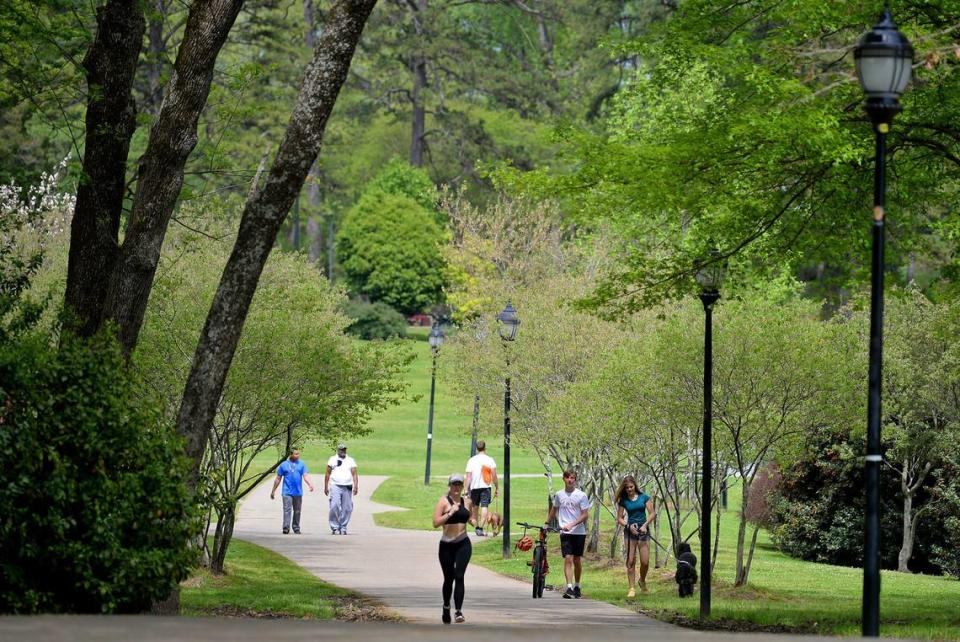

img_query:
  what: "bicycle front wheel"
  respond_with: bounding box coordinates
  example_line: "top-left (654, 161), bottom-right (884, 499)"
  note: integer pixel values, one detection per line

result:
top-left (532, 547), bottom-right (544, 599)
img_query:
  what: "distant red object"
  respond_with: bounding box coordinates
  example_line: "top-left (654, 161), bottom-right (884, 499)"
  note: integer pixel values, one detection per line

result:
top-left (408, 314), bottom-right (432, 327)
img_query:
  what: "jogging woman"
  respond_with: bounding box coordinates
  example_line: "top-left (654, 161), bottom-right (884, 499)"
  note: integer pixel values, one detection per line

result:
top-left (615, 475), bottom-right (655, 598)
top-left (432, 473), bottom-right (477, 624)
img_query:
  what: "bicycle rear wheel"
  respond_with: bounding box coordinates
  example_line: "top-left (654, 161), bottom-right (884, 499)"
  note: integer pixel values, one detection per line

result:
top-left (532, 547), bottom-right (544, 599)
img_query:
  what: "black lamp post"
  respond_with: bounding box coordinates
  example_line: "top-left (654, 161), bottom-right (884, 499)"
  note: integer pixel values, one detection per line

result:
top-left (497, 301), bottom-right (520, 559)
top-left (695, 249), bottom-right (725, 619)
top-left (423, 321), bottom-right (445, 486)
top-left (854, 10), bottom-right (913, 638)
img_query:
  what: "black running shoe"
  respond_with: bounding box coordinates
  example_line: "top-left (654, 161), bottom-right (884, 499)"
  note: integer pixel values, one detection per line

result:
top-left (563, 587), bottom-right (575, 599)
top-left (442, 605), bottom-right (451, 625)
top-left (574, 586), bottom-right (582, 599)
top-left (455, 611), bottom-right (465, 623)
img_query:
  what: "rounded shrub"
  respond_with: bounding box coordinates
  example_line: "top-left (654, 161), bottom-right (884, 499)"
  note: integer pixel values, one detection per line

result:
top-left (341, 299), bottom-right (407, 340)
top-left (0, 332), bottom-right (199, 613)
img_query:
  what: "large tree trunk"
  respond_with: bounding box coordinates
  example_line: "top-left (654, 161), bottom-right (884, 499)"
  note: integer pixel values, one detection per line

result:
top-left (898, 459), bottom-right (933, 572)
top-left (64, 0), bottom-right (145, 337)
top-left (408, 0), bottom-right (427, 166)
top-left (102, 0), bottom-right (245, 355)
top-left (174, 0), bottom-right (378, 476)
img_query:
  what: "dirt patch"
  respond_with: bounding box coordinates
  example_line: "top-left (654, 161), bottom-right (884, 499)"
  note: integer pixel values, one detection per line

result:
top-left (333, 596), bottom-right (402, 623)
top-left (196, 606), bottom-right (303, 619)
top-left (638, 608), bottom-right (819, 635)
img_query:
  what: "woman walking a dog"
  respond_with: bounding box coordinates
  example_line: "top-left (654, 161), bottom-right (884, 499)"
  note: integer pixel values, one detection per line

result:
top-left (432, 473), bottom-right (477, 624)
top-left (615, 474), bottom-right (655, 598)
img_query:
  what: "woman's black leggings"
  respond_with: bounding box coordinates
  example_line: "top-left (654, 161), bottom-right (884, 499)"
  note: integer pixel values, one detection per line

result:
top-left (438, 536), bottom-right (472, 610)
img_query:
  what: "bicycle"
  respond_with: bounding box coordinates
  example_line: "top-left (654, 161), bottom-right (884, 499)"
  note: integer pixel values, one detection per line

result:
top-left (516, 521), bottom-right (559, 598)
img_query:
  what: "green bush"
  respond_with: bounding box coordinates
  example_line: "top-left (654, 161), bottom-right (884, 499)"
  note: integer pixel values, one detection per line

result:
top-left (336, 189), bottom-right (447, 315)
top-left (0, 332), bottom-right (199, 613)
top-left (771, 427), bottom-right (947, 575)
top-left (341, 299), bottom-right (407, 340)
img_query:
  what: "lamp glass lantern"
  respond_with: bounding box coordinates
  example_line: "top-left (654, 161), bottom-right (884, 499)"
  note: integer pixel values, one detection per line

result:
top-left (854, 10), bottom-right (913, 123)
top-left (497, 302), bottom-right (520, 342)
top-left (695, 250), bottom-right (726, 294)
top-left (428, 323), bottom-right (445, 351)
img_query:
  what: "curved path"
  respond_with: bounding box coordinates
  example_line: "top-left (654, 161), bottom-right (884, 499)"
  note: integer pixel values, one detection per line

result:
top-left (232, 475), bottom-right (671, 630)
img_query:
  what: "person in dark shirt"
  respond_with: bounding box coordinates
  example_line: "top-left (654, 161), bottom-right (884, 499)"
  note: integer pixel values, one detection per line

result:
top-left (432, 473), bottom-right (477, 624)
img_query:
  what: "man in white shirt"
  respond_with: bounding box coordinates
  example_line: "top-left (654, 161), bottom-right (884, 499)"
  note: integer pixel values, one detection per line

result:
top-left (546, 469), bottom-right (592, 599)
top-left (325, 443), bottom-right (358, 535)
top-left (464, 440), bottom-right (498, 537)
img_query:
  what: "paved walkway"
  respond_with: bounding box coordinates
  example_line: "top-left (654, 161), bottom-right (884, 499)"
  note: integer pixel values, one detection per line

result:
top-left (232, 475), bottom-right (669, 629)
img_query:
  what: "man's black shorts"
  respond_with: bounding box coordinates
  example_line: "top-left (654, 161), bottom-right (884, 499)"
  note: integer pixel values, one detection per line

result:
top-left (470, 487), bottom-right (492, 507)
top-left (560, 533), bottom-right (586, 558)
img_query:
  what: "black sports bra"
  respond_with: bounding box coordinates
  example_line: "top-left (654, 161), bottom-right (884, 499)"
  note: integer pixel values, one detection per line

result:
top-left (445, 496), bottom-right (471, 524)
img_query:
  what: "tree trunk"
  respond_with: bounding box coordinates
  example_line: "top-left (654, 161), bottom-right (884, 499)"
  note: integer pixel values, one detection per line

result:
top-left (102, 0), bottom-right (245, 355)
top-left (737, 524), bottom-right (761, 587)
top-left (146, 0), bottom-right (167, 114)
top-left (64, 0), bottom-right (145, 337)
top-left (408, 0), bottom-right (427, 166)
top-left (210, 503), bottom-right (236, 575)
top-left (174, 0), bottom-right (378, 476)
top-left (712, 493), bottom-right (721, 572)
top-left (899, 483), bottom-right (915, 573)
top-left (734, 481), bottom-right (749, 584)
top-left (587, 489), bottom-right (601, 554)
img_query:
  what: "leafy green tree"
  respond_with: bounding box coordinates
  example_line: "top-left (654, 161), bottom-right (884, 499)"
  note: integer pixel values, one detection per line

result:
top-left (336, 188), bottom-right (447, 314)
top-left (855, 290), bottom-right (960, 572)
top-left (501, 1), bottom-right (960, 311)
top-left (136, 225), bottom-right (411, 572)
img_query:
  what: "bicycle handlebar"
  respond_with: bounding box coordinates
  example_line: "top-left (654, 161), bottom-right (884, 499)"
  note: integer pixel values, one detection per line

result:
top-left (516, 521), bottom-right (560, 532)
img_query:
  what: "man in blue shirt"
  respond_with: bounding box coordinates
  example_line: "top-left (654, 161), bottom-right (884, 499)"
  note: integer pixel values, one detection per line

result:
top-left (270, 448), bottom-right (315, 534)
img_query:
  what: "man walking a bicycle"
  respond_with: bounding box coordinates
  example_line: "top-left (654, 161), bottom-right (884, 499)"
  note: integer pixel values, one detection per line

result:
top-left (546, 469), bottom-right (592, 599)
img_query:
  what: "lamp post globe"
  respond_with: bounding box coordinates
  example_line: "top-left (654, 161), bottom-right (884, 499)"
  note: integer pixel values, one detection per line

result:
top-left (428, 323), bottom-right (445, 352)
top-left (854, 10), bottom-right (913, 127)
top-left (855, 10), bottom-right (912, 639)
top-left (497, 301), bottom-right (519, 559)
top-left (497, 301), bottom-right (520, 342)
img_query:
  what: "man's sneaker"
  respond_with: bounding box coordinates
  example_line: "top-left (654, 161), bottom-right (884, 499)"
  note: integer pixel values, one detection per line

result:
top-left (442, 605), bottom-right (451, 625)
top-left (454, 611), bottom-right (465, 623)
top-left (562, 587), bottom-right (575, 599)
top-left (282, 528), bottom-right (290, 534)
top-left (574, 586), bottom-right (582, 599)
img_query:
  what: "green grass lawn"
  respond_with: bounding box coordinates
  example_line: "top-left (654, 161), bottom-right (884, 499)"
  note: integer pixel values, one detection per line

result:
top-left (241, 337), bottom-right (960, 638)
top-left (181, 539), bottom-right (395, 620)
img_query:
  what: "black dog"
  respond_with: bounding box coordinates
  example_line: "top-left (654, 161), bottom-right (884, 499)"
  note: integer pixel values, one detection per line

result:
top-left (675, 542), bottom-right (698, 598)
